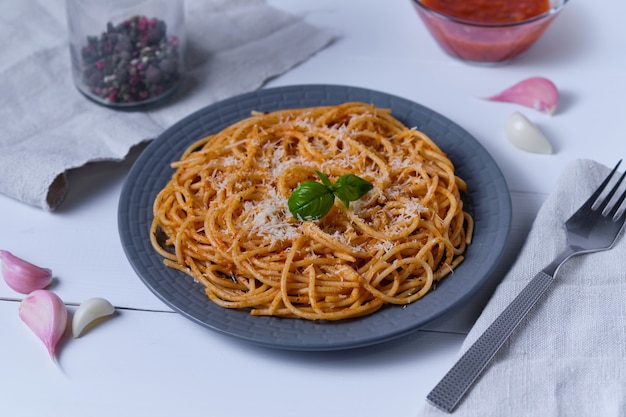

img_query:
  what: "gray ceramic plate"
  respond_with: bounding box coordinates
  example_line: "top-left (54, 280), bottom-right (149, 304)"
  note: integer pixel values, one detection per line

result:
top-left (118, 84), bottom-right (511, 351)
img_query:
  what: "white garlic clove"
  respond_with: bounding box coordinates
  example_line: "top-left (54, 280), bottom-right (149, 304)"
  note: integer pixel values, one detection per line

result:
top-left (0, 250), bottom-right (52, 294)
top-left (505, 112), bottom-right (553, 154)
top-left (19, 289), bottom-right (68, 360)
top-left (485, 77), bottom-right (559, 115)
top-left (72, 297), bottom-right (115, 338)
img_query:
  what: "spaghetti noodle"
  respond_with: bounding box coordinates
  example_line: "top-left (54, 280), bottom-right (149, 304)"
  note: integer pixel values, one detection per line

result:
top-left (150, 102), bottom-right (473, 320)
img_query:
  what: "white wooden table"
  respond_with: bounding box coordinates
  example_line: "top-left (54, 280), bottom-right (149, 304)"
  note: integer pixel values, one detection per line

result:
top-left (1, 0), bottom-right (624, 415)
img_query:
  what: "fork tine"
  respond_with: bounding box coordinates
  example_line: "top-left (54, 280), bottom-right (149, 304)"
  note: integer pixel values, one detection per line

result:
top-left (608, 177), bottom-right (626, 219)
top-left (597, 165), bottom-right (626, 214)
top-left (581, 160), bottom-right (622, 212)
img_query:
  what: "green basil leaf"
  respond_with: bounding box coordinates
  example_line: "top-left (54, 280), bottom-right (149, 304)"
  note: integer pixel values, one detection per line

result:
top-left (333, 174), bottom-right (374, 208)
top-left (288, 172), bottom-right (373, 221)
top-left (288, 180), bottom-right (335, 221)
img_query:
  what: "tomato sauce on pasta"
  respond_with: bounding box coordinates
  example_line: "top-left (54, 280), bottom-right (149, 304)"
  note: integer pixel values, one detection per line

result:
top-left (150, 103), bottom-right (473, 321)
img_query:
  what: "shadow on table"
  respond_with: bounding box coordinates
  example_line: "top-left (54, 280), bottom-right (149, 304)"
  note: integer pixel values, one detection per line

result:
top-left (56, 141), bottom-right (150, 213)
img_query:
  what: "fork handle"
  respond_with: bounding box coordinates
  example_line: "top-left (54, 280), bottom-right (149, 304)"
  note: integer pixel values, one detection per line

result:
top-left (426, 249), bottom-right (575, 413)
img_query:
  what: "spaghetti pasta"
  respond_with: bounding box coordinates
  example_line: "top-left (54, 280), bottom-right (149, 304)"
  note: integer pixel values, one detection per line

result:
top-left (150, 102), bottom-right (473, 321)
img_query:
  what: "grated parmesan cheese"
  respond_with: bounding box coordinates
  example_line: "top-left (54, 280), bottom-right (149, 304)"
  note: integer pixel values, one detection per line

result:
top-left (243, 188), bottom-right (299, 245)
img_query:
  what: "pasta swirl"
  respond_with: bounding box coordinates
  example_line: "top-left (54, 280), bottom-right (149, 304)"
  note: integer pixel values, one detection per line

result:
top-left (151, 102), bottom-right (473, 320)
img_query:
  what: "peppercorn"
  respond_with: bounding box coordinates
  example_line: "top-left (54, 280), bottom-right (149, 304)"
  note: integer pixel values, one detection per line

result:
top-left (79, 15), bottom-right (181, 106)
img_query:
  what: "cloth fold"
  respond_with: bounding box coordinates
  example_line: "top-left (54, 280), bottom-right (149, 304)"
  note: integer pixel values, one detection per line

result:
top-left (418, 159), bottom-right (626, 417)
top-left (0, 0), bottom-right (336, 210)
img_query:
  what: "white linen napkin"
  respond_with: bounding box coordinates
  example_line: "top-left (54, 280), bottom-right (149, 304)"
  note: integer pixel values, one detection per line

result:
top-left (0, 0), bottom-right (335, 210)
top-left (418, 159), bottom-right (626, 417)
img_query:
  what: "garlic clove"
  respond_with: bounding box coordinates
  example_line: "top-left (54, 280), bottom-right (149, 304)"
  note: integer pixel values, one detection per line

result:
top-left (19, 289), bottom-right (68, 360)
top-left (505, 112), bottom-right (553, 154)
top-left (485, 77), bottom-right (559, 115)
top-left (72, 297), bottom-right (115, 338)
top-left (0, 250), bottom-right (53, 294)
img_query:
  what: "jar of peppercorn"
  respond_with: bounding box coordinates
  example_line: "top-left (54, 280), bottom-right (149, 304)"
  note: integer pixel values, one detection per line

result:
top-left (66, 0), bottom-right (185, 108)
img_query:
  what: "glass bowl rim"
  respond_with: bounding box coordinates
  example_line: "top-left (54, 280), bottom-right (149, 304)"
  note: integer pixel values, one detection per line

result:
top-left (411, 0), bottom-right (569, 28)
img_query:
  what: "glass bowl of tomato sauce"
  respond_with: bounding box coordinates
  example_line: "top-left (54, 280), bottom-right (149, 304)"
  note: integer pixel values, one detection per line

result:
top-left (412, 0), bottom-right (568, 63)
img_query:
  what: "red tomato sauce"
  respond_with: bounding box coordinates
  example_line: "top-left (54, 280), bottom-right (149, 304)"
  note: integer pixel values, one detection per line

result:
top-left (422, 0), bottom-right (550, 24)
top-left (414, 0), bottom-right (557, 62)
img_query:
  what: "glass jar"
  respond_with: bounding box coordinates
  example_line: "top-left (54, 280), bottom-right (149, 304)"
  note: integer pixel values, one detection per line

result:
top-left (66, 0), bottom-right (185, 108)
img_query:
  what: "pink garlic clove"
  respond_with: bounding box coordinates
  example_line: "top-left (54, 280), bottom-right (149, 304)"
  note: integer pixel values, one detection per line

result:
top-left (0, 250), bottom-right (52, 294)
top-left (484, 77), bottom-right (559, 115)
top-left (19, 289), bottom-right (68, 360)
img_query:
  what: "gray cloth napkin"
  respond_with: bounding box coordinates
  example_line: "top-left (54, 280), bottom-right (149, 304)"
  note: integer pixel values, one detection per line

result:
top-left (418, 159), bottom-right (626, 417)
top-left (0, 0), bottom-right (335, 210)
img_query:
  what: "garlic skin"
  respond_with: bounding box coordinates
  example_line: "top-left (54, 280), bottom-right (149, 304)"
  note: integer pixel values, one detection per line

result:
top-left (19, 289), bottom-right (68, 360)
top-left (0, 250), bottom-right (52, 294)
top-left (485, 77), bottom-right (559, 115)
top-left (505, 112), bottom-right (553, 154)
top-left (72, 297), bottom-right (115, 338)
